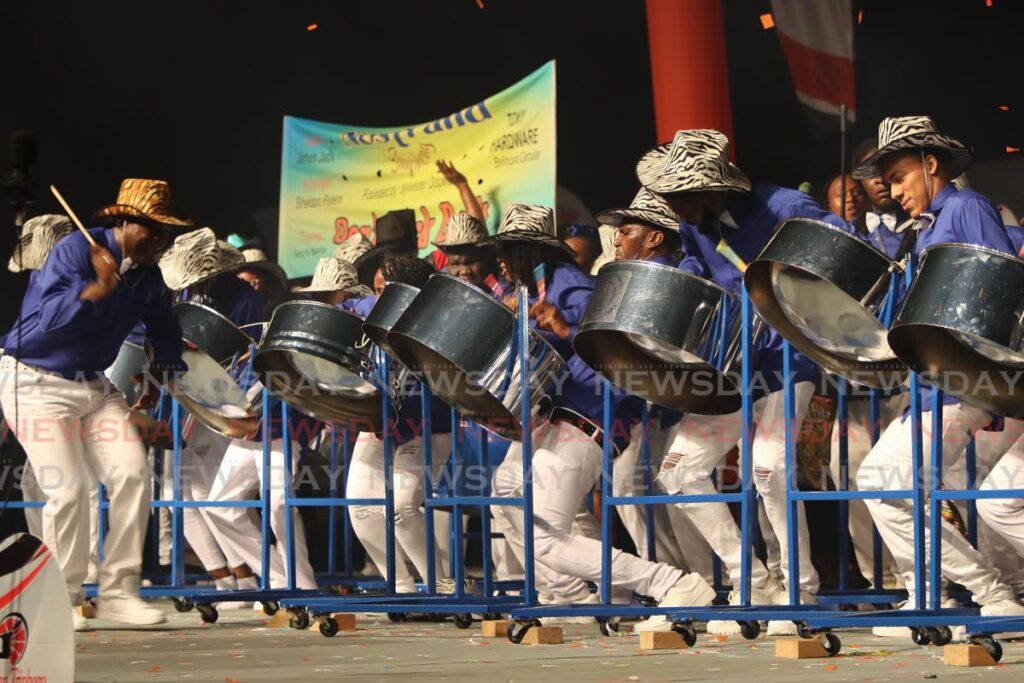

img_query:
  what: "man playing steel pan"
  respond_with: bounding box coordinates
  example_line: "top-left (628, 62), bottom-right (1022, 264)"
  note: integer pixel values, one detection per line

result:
top-left (640, 130), bottom-right (851, 634)
top-left (851, 116), bottom-right (1024, 633)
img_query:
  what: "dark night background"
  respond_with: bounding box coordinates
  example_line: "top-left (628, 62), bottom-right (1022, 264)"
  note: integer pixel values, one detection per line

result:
top-left (2, 0), bottom-right (1022, 330)
top-left (1, 0), bottom-right (1022, 571)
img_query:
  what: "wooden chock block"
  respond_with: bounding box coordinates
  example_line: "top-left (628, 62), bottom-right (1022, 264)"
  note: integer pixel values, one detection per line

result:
top-left (481, 620), bottom-right (513, 638)
top-left (309, 613), bottom-right (357, 632)
top-left (639, 631), bottom-right (689, 650)
top-left (77, 603), bottom-right (97, 619)
top-left (266, 610), bottom-right (292, 629)
top-left (943, 644), bottom-right (997, 667)
top-left (775, 637), bottom-right (830, 659)
top-left (520, 626), bottom-right (563, 645)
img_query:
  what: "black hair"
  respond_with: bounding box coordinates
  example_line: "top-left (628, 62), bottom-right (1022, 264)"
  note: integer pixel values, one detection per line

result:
top-left (497, 241), bottom-right (572, 296)
top-left (558, 223), bottom-right (601, 254)
top-left (817, 174), bottom-right (843, 209)
top-left (381, 253), bottom-right (435, 289)
top-left (628, 219), bottom-right (682, 257)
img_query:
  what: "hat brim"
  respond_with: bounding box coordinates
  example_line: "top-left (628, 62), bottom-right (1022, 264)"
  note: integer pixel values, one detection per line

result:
top-left (641, 162), bottom-right (752, 195)
top-left (293, 282), bottom-right (373, 298)
top-left (851, 132), bottom-right (971, 180)
top-left (595, 207), bottom-right (680, 233)
top-left (488, 231), bottom-right (577, 258)
top-left (93, 204), bottom-right (194, 228)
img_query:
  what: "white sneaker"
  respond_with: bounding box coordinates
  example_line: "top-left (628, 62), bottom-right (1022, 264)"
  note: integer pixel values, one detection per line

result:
top-left (767, 589), bottom-right (817, 636)
top-left (707, 585), bottom-right (775, 636)
top-left (73, 610), bottom-right (91, 632)
top-left (637, 574), bottom-right (717, 633)
top-left (872, 597), bottom-right (959, 638)
top-left (96, 595), bottom-right (166, 626)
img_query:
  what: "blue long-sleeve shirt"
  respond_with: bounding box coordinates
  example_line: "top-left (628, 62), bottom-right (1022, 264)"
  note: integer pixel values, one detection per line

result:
top-left (677, 182), bottom-right (852, 398)
top-left (903, 184), bottom-right (1016, 417)
top-left (4, 227), bottom-right (183, 379)
top-left (524, 262), bottom-right (594, 360)
top-left (1009, 225), bottom-right (1024, 256)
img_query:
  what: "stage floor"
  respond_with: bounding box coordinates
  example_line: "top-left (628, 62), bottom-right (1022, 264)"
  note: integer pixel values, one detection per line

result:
top-left (74, 602), bottom-right (1024, 682)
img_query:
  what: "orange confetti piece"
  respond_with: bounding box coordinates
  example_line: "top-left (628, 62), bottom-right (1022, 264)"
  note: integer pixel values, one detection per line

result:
top-left (848, 643), bottom-right (861, 648)
top-left (857, 10), bottom-right (863, 23)
top-left (760, 13), bottom-right (775, 30)
top-left (999, 105), bottom-right (1011, 111)
top-left (825, 665), bottom-right (837, 671)
top-left (476, 0), bottom-right (484, 7)
top-left (715, 635), bottom-right (729, 642)
top-left (307, 23), bottom-right (318, 31)
top-left (226, 679), bottom-right (242, 683)
top-left (1007, 146), bottom-right (1021, 154)
top-left (146, 665), bottom-right (161, 673)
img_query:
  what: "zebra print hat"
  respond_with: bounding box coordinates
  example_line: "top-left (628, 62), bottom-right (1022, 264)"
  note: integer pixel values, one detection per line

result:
top-left (159, 228), bottom-right (246, 291)
top-left (488, 203), bottom-right (575, 257)
top-left (638, 130), bottom-right (751, 195)
top-left (8, 214), bottom-right (75, 273)
top-left (852, 116), bottom-right (971, 180)
top-left (596, 188), bottom-right (681, 232)
top-left (432, 212), bottom-right (490, 249)
top-left (292, 257), bottom-right (372, 297)
top-left (333, 231), bottom-right (374, 265)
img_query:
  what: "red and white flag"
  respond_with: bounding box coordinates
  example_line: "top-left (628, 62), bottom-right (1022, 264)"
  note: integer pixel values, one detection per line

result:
top-left (770, 0), bottom-right (856, 122)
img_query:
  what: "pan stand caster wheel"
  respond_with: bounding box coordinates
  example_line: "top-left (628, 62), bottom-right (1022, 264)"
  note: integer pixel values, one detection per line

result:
top-left (289, 610), bottom-right (311, 630)
top-left (911, 627), bottom-right (932, 646)
top-left (507, 618), bottom-right (542, 643)
top-left (318, 615), bottom-right (339, 638)
top-left (453, 613), bottom-right (474, 629)
top-left (930, 626), bottom-right (953, 646)
top-left (739, 620), bottom-right (761, 640)
top-left (387, 612), bottom-right (406, 623)
top-left (262, 600), bottom-right (280, 616)
top-left (970, 636), bottom-right (1002, 662)
top-left (173, 597), bottom-right (195, 613)
top-left (197, 604), bottom-right (218, 624)
top-left (818, 631), bottom-right (841, 657)
top-left (598, 617), bottom-right (621, 637)
top-left (671, 621), bottom-right (698, 647)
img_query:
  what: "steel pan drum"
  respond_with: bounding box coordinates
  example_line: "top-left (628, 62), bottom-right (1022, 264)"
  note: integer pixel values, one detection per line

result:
top-left (169, 302), bottom-right (260, 439)
top-left (744, 218), bottom-right (907, 389)
top-left (254, 300), bottom-right (382, 426)
top-left (888, 243), bottom-right (1024, 418)
top-left (364, 283), bottom-right (420, 357)
top-left (106, 341), bottom-right (147, 406)
top-left (387, 274), bottom-right (566, 440)
top-left (575, 260), bottom-right (755, 414)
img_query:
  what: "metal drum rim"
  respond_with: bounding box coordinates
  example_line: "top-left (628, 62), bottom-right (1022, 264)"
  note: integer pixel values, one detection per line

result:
top-left (176, 300), bottom-right (248, 333)
top-left (750, 217), bottom-right (894, 279)
top-left (387, 322), bottom-right (566, 387)
top-left (888, 320), bottom-right (1024, 364)
top-left (918, 241), bottom-right (1024, 266)
top-left (363, 282), bottom-right (422, 350)
top-left (271, 298), bottom-right (369, 323)
top-left (601, 258), bottom-right (740, 301)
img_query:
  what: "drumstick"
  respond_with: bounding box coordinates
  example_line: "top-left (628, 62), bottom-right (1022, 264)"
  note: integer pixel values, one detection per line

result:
top-left (50, 184), bottom-right (120, 277)
top-left (716, 239), bottom-right (748, 273)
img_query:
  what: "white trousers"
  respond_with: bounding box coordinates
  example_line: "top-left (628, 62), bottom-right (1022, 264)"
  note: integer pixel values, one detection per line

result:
top-left (614, 418), bottom-right (716, 581)
top-left (491, 419), bottom-right (688, 602)
top-left (347, 431), bottom-right (453, 592)
top-left (856, 403), bottom-right (1020, 604)
top-left (179, 424), bottom-right (245, 572)
top-left (205, 437), bottom-right (317, 589)
top-left (977, 427), bottom-right (1024, 588)
top-left (0, 356), bottom-right (150, 602)
top-left (22, 462), bottom-right (100, 582)
top-left (829, 393), bottom-right (908, 586)
top-left (659, 383), bottom-right (819, 594)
